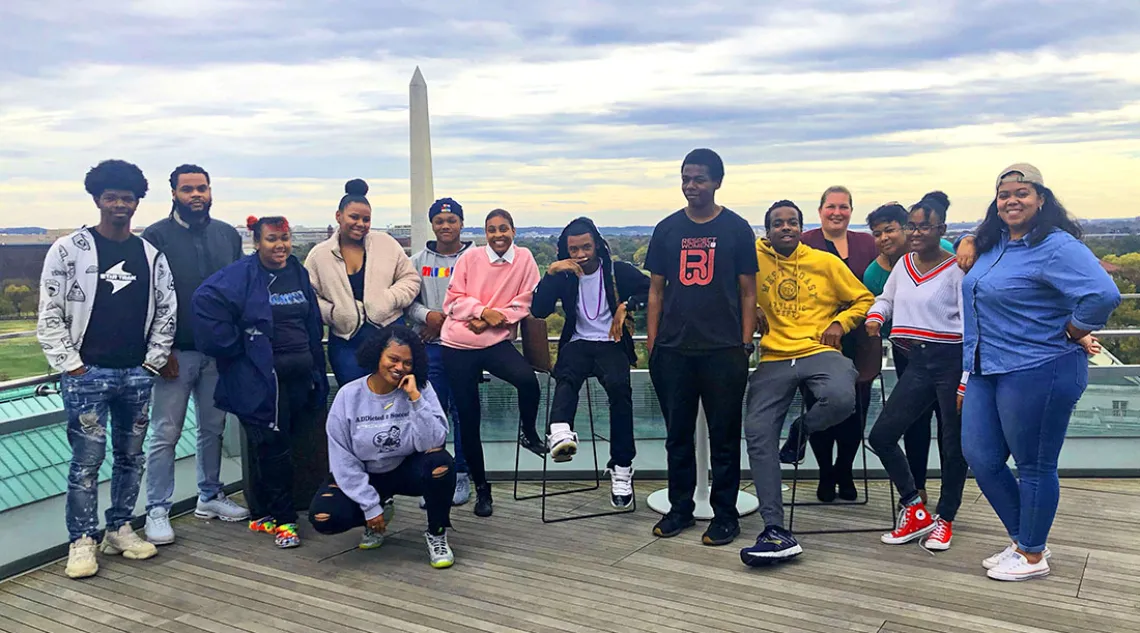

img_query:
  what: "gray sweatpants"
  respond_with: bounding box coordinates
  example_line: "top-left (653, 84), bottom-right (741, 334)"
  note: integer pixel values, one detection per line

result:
top-left (745, 351), bottom-right (858, 529)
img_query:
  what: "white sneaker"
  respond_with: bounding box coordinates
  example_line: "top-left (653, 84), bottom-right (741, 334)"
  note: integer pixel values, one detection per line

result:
top-left (425, 530), bottom-right (454, 568)
top-left (145, 507), bottom-right (175, 545)
top-left (607, 465), bottom-right (634, 509)
top-left (196, 492), bottom-right (251, 522)
top-left (987, 551), bottom-right (1050, 581)
top-left (982, 543), bottom-right (1052, 570)
top-left (101, 524), bottom-right (158, 560)
top-left (547, 423), bottom-right (578, 463)
top-left (65, 536), bottom-right (99, 579)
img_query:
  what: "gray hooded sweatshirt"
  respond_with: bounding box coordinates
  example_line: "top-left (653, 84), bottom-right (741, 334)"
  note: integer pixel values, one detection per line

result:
top-left (406, 240), bottom-right (473, 342)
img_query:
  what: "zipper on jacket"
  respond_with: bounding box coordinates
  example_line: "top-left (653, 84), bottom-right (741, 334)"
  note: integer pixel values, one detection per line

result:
top-left (268, 272), bottom-right (280, 430)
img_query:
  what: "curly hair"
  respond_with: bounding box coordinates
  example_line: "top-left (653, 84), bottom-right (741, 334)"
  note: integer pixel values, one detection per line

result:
top-left (169, 164), bottom-right (210, 189)
top-left (246, 215), bottom-right (290, 240)
top-left (866, 203), bottom-right (908, 229)
top-left (84, 159), bottom-right (148, 200)
top-left (354, 324), bottom-right (429, 387)
top-left (764, 200), bottom-right (803, 230)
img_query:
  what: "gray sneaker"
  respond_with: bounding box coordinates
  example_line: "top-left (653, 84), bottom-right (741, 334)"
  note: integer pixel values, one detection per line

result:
top-left (195, 492), bottom-right (251, 522)
top-left (360, 499), bottom-right (395, 549)
top-left (145, 507), bottom-right (175, 545)
top-left (452, 472), bottom-right (471, 506)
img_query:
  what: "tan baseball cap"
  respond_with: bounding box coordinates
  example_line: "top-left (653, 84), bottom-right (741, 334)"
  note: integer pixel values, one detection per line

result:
top-left (996, 163), bottom-right (1044, 189)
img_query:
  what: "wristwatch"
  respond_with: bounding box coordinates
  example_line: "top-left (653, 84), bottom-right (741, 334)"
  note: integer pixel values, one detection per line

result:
top-left (743, 343), bottom-right (756, 354)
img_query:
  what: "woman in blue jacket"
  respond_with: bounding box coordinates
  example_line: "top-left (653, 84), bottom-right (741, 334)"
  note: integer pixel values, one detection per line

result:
top-left (192, 215), bottom-right (329, 549)
top-left (960, 164), bottom-right (1119, 581)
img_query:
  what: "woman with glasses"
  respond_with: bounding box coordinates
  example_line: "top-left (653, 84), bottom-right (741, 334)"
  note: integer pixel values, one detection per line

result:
top-left (866, 191), bottom-right (968, 551)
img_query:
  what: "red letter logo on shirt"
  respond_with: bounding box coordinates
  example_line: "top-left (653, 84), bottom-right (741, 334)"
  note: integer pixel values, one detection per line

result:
top-left (679, 237), bottom-right (716, 286)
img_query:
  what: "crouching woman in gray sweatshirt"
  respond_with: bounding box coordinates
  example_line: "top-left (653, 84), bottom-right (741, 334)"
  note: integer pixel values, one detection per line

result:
top-left (308, 325), bottom-right (457, 568)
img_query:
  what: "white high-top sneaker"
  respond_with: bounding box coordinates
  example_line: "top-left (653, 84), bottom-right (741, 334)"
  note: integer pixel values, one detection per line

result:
top-left (608, 465), bottom-right (635, 509)
top-left (65, 536), bottom-right (99, 579)
top-left (101, 524), bottom-right (158, 560)
top-left (547, 423), bottom-right (579, 463)
top-left (425, 530), bottom-right (454, 569)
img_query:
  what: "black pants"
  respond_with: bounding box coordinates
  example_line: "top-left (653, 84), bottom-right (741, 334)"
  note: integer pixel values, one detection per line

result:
top-left (550, 340), bottom-right (636, 468)
top-left (895, 344), bottom-right (944, 491)
top-left (805, 381), bottom-right (870, 485)
top-left (868, 341), bottom-right (966, 521)
top-left (308, 450), bottom-right (456, 534)
top-left (442, 341), bottom-right (540, 487)
top-left (241, 369), bottom-right (314, 526)
top-left (649, 346), bottom-right (749, 521)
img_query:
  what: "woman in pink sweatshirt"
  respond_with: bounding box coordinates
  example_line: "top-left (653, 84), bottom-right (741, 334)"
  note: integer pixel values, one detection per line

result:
top-left (441, 209), bottom-right (542, 518)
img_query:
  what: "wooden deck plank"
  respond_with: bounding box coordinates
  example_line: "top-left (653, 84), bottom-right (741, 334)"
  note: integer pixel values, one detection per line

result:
top-left (3, 478), bottom-right (1139, 633)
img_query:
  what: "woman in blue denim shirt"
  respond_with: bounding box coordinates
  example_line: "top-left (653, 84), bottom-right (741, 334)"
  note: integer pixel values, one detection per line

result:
top-left (958, 164), bottom-right (1120, 582)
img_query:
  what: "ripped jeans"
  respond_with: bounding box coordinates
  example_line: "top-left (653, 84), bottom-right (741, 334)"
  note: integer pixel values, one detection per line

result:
top-left (63, 365), bottom-right (155, 542)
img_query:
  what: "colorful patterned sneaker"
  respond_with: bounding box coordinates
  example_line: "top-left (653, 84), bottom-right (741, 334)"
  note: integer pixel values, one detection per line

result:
top-left (274, 523), bottom-right (301, 549)
top-left (982, 543), bottom-right (1052, 570)
top-left (881, 503), bottom-right (936, 545)
top-left (249, 516), bottom-right (278, 535)
top-left (923, 517), bottom-right (953, 551)
top-left (986, 551), bottom-right (1050, 582)
top-left (425, 530), bottom-right (454, 568)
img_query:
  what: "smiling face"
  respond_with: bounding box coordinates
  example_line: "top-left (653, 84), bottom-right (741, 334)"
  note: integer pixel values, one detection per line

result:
top-left (96, 189), bottom-right (138, 229)
top-left (432, 211), bottom-right (463, 246)
top-left (172, 173), bottom-right (212, 219)
top-left (870, 220), bottom-right (907, 259)
top-left (376, 340), bottom-right (413, 389)
top-left (485, 215), bottom-right (515, 255)
top-left (768, 206), bottom-right (802, 255)
top-left (681, 164), bottom-right (720, 208)
top-left (818, 191), bottom-right (853, 233)
top-left (336, 201), bottom-right (371, 242)
top-left (996, 181), bottom-right (1042, 237)
top-left (255, 225), bottom-right (292, 269)
top-left (905, 208), bottom-right (945, 255)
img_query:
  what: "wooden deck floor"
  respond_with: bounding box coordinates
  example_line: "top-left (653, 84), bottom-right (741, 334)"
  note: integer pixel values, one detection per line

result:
top-left (2, 478), bottom-right (1139, 633)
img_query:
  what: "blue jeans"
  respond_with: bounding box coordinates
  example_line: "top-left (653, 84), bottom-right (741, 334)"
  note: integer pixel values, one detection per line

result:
top-left (146, 350), bottom-right (228, 510)
top-left (63, 365), bottom-right (155, 542)
top-left (961, 350), bottom-right (1087, 553)
top-left (328, 326), bottom-right (377, 387)
top-left (426, 342), bottom-right (467, 473)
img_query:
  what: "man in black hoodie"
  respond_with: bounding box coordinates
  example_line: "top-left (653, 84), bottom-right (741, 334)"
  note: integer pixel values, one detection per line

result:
top-left (531, 217), bottom-right (649, 508)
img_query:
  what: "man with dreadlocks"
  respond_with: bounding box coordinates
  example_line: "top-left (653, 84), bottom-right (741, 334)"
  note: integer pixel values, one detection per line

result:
top-left (531, 217), bottom-right (650, 508)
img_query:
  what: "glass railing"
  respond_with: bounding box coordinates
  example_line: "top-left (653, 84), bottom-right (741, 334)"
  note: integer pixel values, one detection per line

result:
top-left (3, 329), bottom-right (1140, 579)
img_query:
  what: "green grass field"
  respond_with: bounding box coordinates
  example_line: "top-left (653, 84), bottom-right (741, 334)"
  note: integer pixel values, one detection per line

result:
top-left (0, 319), bottom-right (36, 335)
top-left (0, 337), bottom-right (49, 382)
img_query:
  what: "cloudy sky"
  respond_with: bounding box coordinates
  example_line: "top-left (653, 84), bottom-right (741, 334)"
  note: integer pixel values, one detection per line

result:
top-left (2, 0), bottom-right (1139, 231)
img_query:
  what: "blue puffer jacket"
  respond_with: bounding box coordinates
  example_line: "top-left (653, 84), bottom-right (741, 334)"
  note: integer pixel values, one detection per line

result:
top-left (192, 254), bottom-right (329, 429)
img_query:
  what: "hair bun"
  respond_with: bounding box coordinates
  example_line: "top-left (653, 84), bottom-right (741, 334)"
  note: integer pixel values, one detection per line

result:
top-left (344, 179), bottom-right (368, 196)
top-left (246, 215), bottom-right (258, 230)
top-left (921, 191), bottom-right (950, 210)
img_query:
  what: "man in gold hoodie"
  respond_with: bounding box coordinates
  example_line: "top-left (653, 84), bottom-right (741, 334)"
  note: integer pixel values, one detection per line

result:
top-left (739, 200), bottom-right (874, 567)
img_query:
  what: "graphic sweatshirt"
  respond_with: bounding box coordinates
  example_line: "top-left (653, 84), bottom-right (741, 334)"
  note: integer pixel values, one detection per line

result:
top-left (326, 377), bottom-right (450, 520)
top-left (406, 240), bottom-right (473, 343)
top-left (755, 239), bottom-right (874, 362)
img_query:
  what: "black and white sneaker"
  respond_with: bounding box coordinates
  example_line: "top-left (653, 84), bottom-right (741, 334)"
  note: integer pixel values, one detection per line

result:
top-left (739, 525), bottom-right (803, 566)
top-left (606, 465), bottom-right (634, 509)
top-left (547, 423), bottom-right (579, 463)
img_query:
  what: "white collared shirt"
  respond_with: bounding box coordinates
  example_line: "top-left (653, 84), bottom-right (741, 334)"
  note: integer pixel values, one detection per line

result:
top-left (485, 243), bottom-right (516, 265)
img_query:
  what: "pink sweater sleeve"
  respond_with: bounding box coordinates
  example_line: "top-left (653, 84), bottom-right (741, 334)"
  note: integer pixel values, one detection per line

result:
top-left (443, 251), bottom-right (485, 321)
top-left (498, 250), bottom-right (541, 324)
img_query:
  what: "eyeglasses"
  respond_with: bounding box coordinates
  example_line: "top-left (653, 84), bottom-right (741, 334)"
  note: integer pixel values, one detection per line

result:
top-left (903, 223), bottom-right (945, 234)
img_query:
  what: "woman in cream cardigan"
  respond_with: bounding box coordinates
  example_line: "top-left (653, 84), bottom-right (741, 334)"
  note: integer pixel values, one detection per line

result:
top-left (306, 179), bottom-right (422, 386)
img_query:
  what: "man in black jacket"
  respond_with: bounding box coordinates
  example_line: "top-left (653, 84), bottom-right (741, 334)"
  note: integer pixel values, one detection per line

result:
top-left (531, 217), bottom-right (649, 508)
top-left (142, 164), bottom-right (247, 545)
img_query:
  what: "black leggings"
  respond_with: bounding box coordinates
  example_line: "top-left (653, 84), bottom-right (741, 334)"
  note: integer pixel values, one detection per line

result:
top-left (241, 369), bottom-right (314, 526)
top-left (308, 451), bottom-right (455, 534)
top-left (806, 381), bottom-right (870, 485)
top-left (442, 341), bottom-right (540, 487)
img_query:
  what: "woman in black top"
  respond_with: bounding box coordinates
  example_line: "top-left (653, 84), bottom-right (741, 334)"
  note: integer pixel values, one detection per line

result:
top-left (193, 215), bottom-right (329, 549)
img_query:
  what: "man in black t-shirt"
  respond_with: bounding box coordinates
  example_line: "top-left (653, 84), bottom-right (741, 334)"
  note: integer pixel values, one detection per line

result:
top-left (645, 149), bottom-right (758, 546)
top-left (37, 159), bottom-right (176, 580)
